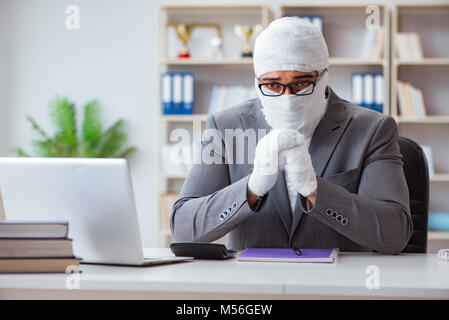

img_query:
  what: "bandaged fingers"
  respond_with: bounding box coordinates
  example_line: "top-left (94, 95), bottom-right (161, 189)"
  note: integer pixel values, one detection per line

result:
top-left (282, 144), bottom-right (317, 197)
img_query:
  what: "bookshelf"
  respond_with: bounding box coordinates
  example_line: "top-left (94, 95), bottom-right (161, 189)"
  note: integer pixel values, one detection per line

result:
top-left (278, 3), bottom-right (390, 114)
top-left (156, 3), bottom-right (449, 249)
top-left (391, 3), bottom-right (449, 244)
top-left (157, 4), bottom-right (270, 247)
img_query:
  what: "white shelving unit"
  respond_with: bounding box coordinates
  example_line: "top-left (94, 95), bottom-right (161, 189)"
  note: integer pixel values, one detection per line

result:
top-left (391, 3), bottom-right (449, 247)
top-left (157, 4), bottom-right (270, 247)
top-left (156, 3), bottom-right (448, 250)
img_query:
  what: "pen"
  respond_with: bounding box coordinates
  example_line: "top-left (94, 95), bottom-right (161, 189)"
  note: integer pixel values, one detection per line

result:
top-left (294, 248), bottom-right (302, 256)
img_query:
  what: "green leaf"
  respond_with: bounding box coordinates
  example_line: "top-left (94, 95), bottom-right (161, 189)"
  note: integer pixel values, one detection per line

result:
top-left (10, 148), bottom-right (31, 157)
top-left (27, 116), bottom-right (50, 140)
top-left (116, 146), bottom-right (137, 159)
top-left (95, 120), bottom-right (127, 158)
top-left (81, 100), bottom-right (102, 157)
top-left (49, 96), bottom-right (78, 156)
top-left (31, 139), bottom-right (61, 157)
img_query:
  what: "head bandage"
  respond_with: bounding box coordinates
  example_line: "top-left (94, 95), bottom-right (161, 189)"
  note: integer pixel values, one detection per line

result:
top-left (253, 17), bottom-right (329, 78)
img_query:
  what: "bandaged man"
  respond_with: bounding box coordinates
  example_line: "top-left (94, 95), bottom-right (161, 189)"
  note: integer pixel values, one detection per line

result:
top-left (171, 17), bottom-right (412, 254)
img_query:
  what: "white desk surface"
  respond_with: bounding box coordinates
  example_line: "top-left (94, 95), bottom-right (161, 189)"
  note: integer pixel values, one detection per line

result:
top-left (0, 249), bottom-right (448, 299)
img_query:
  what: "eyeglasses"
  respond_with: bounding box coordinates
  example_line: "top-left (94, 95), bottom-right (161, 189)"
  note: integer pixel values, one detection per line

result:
top-left (258, 69), bottom-right (328, 97)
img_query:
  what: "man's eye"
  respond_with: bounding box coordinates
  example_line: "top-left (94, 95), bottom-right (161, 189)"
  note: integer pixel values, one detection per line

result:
top-left (267, 84), bottom-right (280, 89)
top-left (293, 82), bottom-right (312, 88)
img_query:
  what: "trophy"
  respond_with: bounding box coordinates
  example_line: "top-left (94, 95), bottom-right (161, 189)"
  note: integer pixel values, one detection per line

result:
top-left (234, 24), bottom-right (263, 58)
top-left (174, 24), bottom-right (194, 58)
top-left (168, 23), bottom-right (222, 59)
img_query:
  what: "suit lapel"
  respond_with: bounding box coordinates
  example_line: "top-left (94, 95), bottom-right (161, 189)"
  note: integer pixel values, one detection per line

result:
top-left (309, 87), bottom-right (352, 177)
top-left (240, 99), bottom-right (293, 235)
top-left (289, 87), bottom-right (353, 236)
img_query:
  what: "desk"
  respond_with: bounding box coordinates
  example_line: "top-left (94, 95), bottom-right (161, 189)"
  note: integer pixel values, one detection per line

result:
top-left (0, 249), bottom-right (448, 299)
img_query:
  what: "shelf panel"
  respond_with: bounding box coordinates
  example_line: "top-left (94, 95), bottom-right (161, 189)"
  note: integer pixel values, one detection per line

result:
top-left (163, 58), bottom-right (385, 66)
top-left (163, 58), bottom-right (253, 66)
top-left (394, 58), bottom-right (449, 66)
top-left (430, 174), bottom-right (449, 182)
top-left (329, 58), bottom-right (384, 66)
top-left (395, 116), bottom-right (449, 124)
top-left (428, 231), bottom-right (449, 240)
top-left (163, 173), bottom-right (188, 179)
top-left (161, 114), bottom-right (208, 122)
top-left (161, 4), bottom-right (267, 10)
top-left (280, 3), bottom-right (386, 9)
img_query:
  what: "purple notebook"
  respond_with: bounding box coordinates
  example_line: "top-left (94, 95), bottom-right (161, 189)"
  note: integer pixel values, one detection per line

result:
top-left (237, 248), bottom-right (339, 263)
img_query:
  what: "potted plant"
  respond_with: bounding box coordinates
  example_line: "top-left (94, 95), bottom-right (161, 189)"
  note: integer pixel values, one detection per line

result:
top-left (12, 96), bottom-right (136, 158)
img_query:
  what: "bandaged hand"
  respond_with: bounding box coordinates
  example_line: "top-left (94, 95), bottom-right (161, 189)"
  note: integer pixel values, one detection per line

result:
top-left (280, 135), bottom-right (317, 197)
top-left (248, 129), bottom-right (303, 196)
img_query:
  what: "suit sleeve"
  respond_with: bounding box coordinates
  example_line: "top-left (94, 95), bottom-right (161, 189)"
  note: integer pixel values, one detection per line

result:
top-left (170, 114), bottom-right (256, 242)
top-left (301, 116), bottom-right (413, 254)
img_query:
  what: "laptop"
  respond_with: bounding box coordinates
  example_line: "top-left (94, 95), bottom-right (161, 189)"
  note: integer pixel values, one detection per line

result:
top-left (0, 157), bottom-right (192, 266)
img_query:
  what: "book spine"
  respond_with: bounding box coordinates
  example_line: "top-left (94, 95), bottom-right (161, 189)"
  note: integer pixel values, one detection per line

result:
top-left (374, 73), bottom-right (383, 113)
top-left (172, 73), bottom-right (183, 114)
top-left (351, 73), bottom-right (363, 107)
top-left (161, 72), bottom-right (172, 115)
top-left (364, 73), bottom-right (374, 111)
top-left (182, 73), bottom-right (194, 115)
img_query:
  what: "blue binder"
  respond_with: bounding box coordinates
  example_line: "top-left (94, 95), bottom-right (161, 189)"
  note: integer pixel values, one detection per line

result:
top-left (374, 73), bottom-right (383, 113)
top-left (172, 73), bottom-right (183, 114)
top-left (182, 72), bottom-right (194, 114)
top-left (161, 72), bottom-right (173, 115)
top-left (352, 72), bottom-right (383, 113)
top-left (161, 72), bottom-right (195, 115)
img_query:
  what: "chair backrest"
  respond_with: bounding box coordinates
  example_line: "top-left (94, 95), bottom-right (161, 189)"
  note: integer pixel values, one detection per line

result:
top-left (398, 136), bottom-right (429, 253)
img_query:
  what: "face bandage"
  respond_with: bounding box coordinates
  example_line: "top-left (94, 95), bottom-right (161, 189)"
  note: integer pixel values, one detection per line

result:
top-left (255, 71), bottom-right (329, 139)
top-left (253, 17), bottom-right (330, 139)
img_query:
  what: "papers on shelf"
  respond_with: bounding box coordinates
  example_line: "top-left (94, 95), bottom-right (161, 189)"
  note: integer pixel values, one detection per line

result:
top-left (359, 27), bottom-right (385, 60)
top-left (397, 81), bottom-right (427, 118)
top-left (208, 85), bottom-right (257, 114)
top-left (395, 33), bottom-right (424, 60)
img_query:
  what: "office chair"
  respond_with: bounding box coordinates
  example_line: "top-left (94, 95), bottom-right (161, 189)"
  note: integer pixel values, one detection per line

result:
top-left (398, 136), bottom-right (429, 253)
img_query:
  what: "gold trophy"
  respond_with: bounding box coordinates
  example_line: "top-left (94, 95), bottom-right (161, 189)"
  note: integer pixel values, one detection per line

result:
top-left (174, 24), bottom-right (194, 58)
top-left (234, 24), bottom-right (263, 57)
top-left (167, 23), bottom-right (222, 59)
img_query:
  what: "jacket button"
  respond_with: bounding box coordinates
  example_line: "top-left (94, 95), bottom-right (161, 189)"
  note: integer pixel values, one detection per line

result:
top-left (331, 211), bottom-right (337, 218)
top-left (326, 209), bottom-right (333, 216)
top-left (336, 215), bottom-right (343, 222)
top-left (219, 213), bottom-right (225, 221)
top-left (227, 207), bottom-right (233, 213)
top-left (232, 202), bottom-right (237, 208)
top-left (341, 218), bottom-right (348, 225)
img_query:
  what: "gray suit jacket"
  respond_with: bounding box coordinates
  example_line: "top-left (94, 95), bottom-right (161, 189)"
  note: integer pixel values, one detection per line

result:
top-left (171, 86), bottom-right (413, 254)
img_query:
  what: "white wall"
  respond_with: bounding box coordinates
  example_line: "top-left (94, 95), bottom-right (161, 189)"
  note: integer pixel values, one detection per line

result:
top-left (0, 0), bottom-right (448, 247)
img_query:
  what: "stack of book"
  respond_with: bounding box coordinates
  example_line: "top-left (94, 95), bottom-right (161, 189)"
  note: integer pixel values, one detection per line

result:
top-left (397, 81), bottom-right (427, 117)
top-left (395, 33), bottom-right (423, 60)
top-left (359, 27), bottom-right (385, 60)
top-left (0, 220), bottom-right (80, 273)
top-left (208, 85), bottom-right (257, 114)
